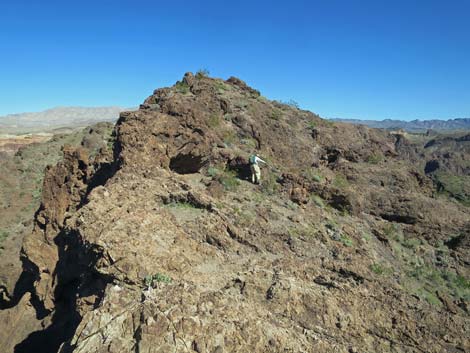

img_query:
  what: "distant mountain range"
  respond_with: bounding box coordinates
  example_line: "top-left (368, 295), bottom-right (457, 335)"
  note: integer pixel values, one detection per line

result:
top-left (2, 106), bottom-right (469, 135)
top-left (331, 118), bottom-right (470, 132)
top-left (0, 106), bottom-right (128, 134)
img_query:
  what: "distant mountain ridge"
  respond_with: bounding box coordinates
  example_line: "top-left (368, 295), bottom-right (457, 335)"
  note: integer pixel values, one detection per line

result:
top-left (0, 106), bottom-right (128, 133)
top-left (331, 117), bottom-right (470, 132)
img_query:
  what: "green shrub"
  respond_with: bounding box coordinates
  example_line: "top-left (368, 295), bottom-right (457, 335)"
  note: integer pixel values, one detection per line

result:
top-left (284, 200), bottom-right (299, 210)
top-left (240, 138), bottom-right (258, 149)
top-left (222, 131), bottom-right (237, 146)
top-left (311, 194), bottom-right (325, 208)
top-left (215, 81), bottom-right (229, 92)
top-left (362, 232), bottom-right (372, 241)
top-left (0, 230), bottom-right (9, 249)
top-left (383, 223), bottom-right (398, 238)
top-left (144, 273), bottom-right (172, 287)
top-left (326, 219), bottom-right (339, 231)
top-left (196, 68), bottom-right (210, 78)
top-left (312, 175), bottom-right (322, 183)
top-left (277, 99), bottom-right (300, 109)
top-left (217, 170), bottom-right (240, 191)
top-left (371, 263), bottom-right (387, 275)
top-left (175, 81), bottom-right (190, 94)
top-left (333, 174), bottom-right (349, 189)
top-left (366, 153), bottom-right (383, 164)
top-left (270, 109), bottom-right (282, 121)
top-left (302, 168), bottom-right (322, 183)
top-left (260, 172), bottom-right (279, 195)
top-left (207, 166), bottom-right (221, 177)
top-left (415, 287), bottom-right (442, 306)
top-left (307, 121), bottom-right (316, 130)
top-left (288, 227), bottom-right (316, 238)
top-left (32, 187), bottom-right (42, 201)
top-left (235, 210), bottom-right (255, 226)
top-left (339, 234), bottom-right (353, 247)
top-left (454, 275), bottom-right (470, 290)
top-left (434, 172), bottom-right (470, 207)
top-left (208, 114), bottom-right (221, 128)
top-left (402, 237), bottom-right (421, 249)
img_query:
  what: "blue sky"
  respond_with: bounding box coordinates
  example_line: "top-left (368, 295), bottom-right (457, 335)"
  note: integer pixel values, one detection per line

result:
top-left (0, 0), bottom-right (469, 120)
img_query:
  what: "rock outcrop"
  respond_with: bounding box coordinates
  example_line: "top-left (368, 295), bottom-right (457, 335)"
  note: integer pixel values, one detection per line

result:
top-left (1, 73), bottom-right (469, 353)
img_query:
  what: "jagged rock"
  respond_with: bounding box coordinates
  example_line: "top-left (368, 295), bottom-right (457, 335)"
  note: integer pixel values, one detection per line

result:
top-left (2, 74), bottom-right (469, 353)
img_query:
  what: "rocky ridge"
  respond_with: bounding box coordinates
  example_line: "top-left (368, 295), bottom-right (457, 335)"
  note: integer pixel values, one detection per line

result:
top-left (1, 73), bottom-right (469, 353)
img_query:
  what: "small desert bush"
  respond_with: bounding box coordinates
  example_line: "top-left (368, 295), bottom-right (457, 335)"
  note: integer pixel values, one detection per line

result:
top-left (270, 109), bottom-right (282, 121)
top-left (333, 174), bottom-right (349, 189)
top-left (366, 153), bottom-right (383, 164)
top-left (144, 273), bottom-right (172, 287)
top-left (217, 170), bottom-right (240, 191)
top-left (208, 114), bottom-right (221, 128)
top-left (196, 68), bottom-right (210, 78)
top-left (0, 229), bottom-right (9, 249)
top-left (260, 172), bottom-right (280, 195)
top-left (214, 81), bottom-right (229, 92)
top-left (175, 81), bottom-right (190, 94)
top-left (222, 131), bottom-right (237, 146)
top-left (370, 263), bottom-right (387, 275)
top-left (339, 234), bottom-right (353, 247)
top-left (311, 194), bottom-right (325, 208)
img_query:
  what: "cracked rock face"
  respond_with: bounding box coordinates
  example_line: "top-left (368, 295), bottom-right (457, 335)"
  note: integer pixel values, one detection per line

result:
top-left (1, 73), bottom-right (469, 353)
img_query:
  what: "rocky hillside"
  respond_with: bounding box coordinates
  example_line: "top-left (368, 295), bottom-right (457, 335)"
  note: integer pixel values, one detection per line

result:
top-left (1, 73), bottom-right (468, 353)
top-left (0, 123), bottom-right (114, 312)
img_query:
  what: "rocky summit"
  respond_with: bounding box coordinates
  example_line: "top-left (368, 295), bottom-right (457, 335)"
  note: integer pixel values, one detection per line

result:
top-left (1, 73), bottom-right (469, 353)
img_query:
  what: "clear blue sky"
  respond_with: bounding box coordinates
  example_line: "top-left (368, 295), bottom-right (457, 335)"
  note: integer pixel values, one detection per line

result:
top-left (0, 0), bottom-right (469, 120)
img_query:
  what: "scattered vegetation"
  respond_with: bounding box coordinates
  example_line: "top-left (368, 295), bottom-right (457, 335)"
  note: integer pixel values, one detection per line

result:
top-left (233, 207), bottom-right (255, 227)
top-left (288, 226), bottom-right (316, 239)
top-left (339, 234), bottom-right (353, 247)
top-left (260, 172), bottom-right (280, 195)
top-left (208, 114), bottom-right (221, 128)
top-left (311, 194), bottom-right (325, 208)
top-left (270, 108), bottom-right (282, 121)
top-left (0, 229), bottom-right (9, 250)
top-left (383, 222), bottom-right (399, 238)
top-left (366, 153), bottom-right (383, 164)
top-left (333, 174), bottom-right (349, 189)
top-left (240, 138), bottom-right (258, 149)
top-left (434, 172), bottom-right (470, 207)
top-left (165, 201), bottom-right (199, 210)
top-left (214, 81), bottom-right (229, 92)
top-left (371, 263), bottom-right (388, 275)
top-left (175, 81), bottom-right (190, 94)
top-left (302, 168), bottom-right (322, 182)
top-left (196, 68), bottom-right (210, 78)
top-left (222, 130), bottom-right (237, 146)
top-left (277, 99), bottom-right (300, 109)
top-left (361, 232), bottom-right (372, 241)
top-left (209, 167), bottom-right (240, 192)
top-left (405, 264), bottom-right (470, 304)
top-left (144, 273), bottom-right (172, 287)
top-left (402, 237), bottom-right (421, 249)
top-left (284, 200), bottom-right (299, 211)
top-left (218, 170), bottom-right (240, 191)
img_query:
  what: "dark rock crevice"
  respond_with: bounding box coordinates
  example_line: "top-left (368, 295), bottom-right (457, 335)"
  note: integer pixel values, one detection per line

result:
top-left (169, 152), bottom-right (205, 174)
top-left (14, 228), bottom-right (112, 353)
